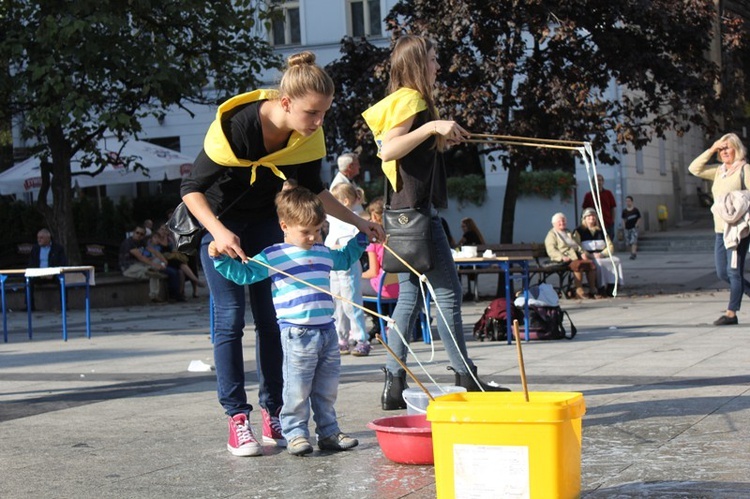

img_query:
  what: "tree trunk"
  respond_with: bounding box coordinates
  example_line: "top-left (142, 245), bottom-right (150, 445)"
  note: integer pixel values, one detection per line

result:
top-left (501, 166), bottom-right (521, 244)
top-left (40, 125), bottom-right (82, 265)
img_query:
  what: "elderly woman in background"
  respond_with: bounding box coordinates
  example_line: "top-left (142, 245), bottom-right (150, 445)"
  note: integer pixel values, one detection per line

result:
top-left (689, 132), bottom-right (750, 326)
top-left (575, 207), bottom-right (624, 296)
top-left (544, 212), bottom-right (600, 299)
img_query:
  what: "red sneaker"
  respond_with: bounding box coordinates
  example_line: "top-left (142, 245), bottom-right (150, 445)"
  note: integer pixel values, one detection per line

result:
top-left (261, 407), bottom-right (287, 447)
top-left (227, 413), bottom-right (262, 457)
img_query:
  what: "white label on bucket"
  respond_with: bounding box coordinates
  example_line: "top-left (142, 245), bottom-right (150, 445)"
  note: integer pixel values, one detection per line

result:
top-left (453, 444), bottom-right (529, 498)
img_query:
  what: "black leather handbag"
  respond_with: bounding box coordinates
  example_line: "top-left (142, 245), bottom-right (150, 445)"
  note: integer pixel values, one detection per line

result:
top-left (167, 202), bottom-right (204, 255)
top-left (382, 206), bottom-right (434, 273)
top-left (167, 189), bottom-right (251, 255)
top-left (381, 159), bottom-right (437, 274)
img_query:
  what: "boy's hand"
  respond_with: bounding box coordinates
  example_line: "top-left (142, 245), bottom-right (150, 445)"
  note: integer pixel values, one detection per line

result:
top-left (208, 241), bottom-right (221, 258)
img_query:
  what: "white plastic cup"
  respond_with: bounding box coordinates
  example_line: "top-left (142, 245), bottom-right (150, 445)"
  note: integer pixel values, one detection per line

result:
top-left (403, 384), bottom-right (468, 415)
top-left (463, 246), bottom-right (478, 257)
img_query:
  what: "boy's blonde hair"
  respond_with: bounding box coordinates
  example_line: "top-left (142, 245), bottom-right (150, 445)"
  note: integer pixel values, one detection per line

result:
top-left (275, 186), bottom-right (326, 227)
top-left (330, 182), bottom-right (358, 204)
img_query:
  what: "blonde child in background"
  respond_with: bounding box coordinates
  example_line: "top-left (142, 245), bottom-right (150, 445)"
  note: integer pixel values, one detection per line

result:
top-left (325, 183), bottom-right (371, 356)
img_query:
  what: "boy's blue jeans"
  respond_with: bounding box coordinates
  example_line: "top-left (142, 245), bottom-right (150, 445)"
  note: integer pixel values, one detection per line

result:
top-left (279, 325), bottom-right (341, 441)
top-left (200, 217), bottom-right (284, 417)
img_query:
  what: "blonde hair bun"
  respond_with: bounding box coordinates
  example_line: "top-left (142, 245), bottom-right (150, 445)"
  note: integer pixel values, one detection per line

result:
top-left (287, 51), bottom-right (316, 68)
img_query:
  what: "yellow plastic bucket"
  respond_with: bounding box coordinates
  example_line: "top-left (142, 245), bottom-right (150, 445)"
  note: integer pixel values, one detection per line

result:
top-left (426, 391), bottom-right (586, 499)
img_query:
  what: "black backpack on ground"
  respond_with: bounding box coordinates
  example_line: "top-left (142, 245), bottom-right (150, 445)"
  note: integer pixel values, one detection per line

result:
top-left (526, 305), bottom-right (577, 340)
top-left (473, 298), bottom-right (523, 342)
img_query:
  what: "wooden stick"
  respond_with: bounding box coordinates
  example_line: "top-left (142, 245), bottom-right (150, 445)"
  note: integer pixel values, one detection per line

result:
top-left (376, 333), bottom-right (435, 401)
top-left (512, 320), bottom-right (530, 402)
top-left (382, 238), bottom-right (424, 276)
top-left (463, 139), bottom-right (583, 151)
top-left (247, 257), bottom-right (391, 323)
top-left (467, 132), bottom-right (587, 146)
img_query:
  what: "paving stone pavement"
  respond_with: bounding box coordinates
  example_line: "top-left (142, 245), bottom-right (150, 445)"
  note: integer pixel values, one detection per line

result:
top-left (1, 245), bottom-right (749, 498)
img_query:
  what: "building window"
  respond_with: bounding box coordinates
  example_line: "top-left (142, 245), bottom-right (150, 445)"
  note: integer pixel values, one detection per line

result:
top-left (271, 2), bottom-right (300, 46)
top-left (349, 0), bottom-right (381, 38)
top-left (635, 148), bottom-right (644, 174)
top-left (659, 139), bottom-right (667, 176)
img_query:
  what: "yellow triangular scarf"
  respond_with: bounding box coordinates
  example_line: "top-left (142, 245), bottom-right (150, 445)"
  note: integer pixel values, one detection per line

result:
top-left (361, 87), bottom-right (427, 190)
top-left (204, 89), bottom-right (326, 184)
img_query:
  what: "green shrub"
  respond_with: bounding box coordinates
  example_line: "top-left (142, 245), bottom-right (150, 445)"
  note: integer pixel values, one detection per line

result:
top-left (518, 170), bottom-right (575, 201)
top-left (447, 174), bottom-right (486, 206)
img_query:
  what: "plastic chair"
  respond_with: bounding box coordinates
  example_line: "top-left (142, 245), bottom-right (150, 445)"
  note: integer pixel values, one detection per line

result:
top-left (362, 272), bottom-right (431, 344)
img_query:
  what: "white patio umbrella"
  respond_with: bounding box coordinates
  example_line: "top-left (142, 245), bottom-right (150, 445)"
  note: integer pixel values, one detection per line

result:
top-left (0, 138), bottom-right (194, 195)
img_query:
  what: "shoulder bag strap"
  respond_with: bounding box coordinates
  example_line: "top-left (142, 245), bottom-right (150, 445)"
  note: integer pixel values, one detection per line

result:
top-left (562, 310), bottom-right (577, 339)
top-left (742, 164), bottom-right (747, 190)
top-left (214, 186), bottom-right (252, 220)
top-left (383, 153), bottom-right (439, 210)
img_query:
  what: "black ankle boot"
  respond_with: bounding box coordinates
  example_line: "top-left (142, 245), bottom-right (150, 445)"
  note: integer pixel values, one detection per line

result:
top-left (381, 367), bottom-right (408, 410)
top-left (449, 366), bottom-right (510, 392)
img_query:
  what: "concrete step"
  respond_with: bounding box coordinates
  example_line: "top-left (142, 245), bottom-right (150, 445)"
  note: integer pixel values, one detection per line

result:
top-left (637, 233), bottom-right (714, 253)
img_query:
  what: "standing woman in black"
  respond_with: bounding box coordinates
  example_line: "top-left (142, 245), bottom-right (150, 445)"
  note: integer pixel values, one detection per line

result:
top-left (363, 35), bottom-right (509, 411)
top-left (182, 52), bottom-right (382, 456)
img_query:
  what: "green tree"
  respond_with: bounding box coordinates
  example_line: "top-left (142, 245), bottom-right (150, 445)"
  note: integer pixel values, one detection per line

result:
top-left (324, 37), bottom-right (390, 170)
top-left (0, 1), bottom-right (280, 263)
top-left (328, 0), bottom-right (744, 243)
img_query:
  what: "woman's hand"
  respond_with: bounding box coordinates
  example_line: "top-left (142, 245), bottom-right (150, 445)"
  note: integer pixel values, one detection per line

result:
top-left (211, 226), bottom-right (246, 261)
top-left (711, 139), bottom-right (727, 153)
top-left (433, 120), bottom-right (470, 146)
top-left (354, 217), bottom-right (385, 244)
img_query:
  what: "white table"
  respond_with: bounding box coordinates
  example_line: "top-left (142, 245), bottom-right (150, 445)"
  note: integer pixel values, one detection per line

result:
top-left (1, 266), bottom-right (95, 342)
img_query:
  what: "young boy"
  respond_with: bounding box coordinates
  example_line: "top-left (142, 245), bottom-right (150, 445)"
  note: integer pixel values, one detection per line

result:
top-left (621, 195), bottom-right (642, 259)
top-left (209, 186), bottom-right (365, 456)
top-left (325, 183), bottom-right (371, 356)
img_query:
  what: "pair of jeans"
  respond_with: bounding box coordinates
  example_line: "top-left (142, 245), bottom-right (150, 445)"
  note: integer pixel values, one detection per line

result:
top-left (163, 265), bottom-right (181, 299)
top-left (200, 217), bottom-right (284, 417)
top-left (330, 261), bottom-right (367, 345)
top-left (279, 325), bottom-right (340, 441)
top-left (386, 215), bottom-right (474, 375)
top-left (713, 233), bottom-right (750, 312)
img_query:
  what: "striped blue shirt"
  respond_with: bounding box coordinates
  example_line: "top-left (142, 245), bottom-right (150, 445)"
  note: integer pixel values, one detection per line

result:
top-left (213, 237), bottom-right (364, 327)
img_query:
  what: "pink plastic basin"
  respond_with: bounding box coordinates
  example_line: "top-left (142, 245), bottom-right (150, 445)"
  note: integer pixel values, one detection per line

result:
top-left (367, 414), bottom-right (434, 465)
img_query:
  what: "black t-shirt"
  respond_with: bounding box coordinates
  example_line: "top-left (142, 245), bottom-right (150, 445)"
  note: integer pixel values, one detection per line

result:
top-left (462, 230), bottom-right (482, 245)
top-left (118, 237), bottom-right (145, 270)
top-left (621, 207), bottom-right (641, 230)
top-left (180, 100), bottom-right (325, 223)
top-left (575, 226), bottom-right (606, 251)
top-left (389, 109), bottom-right (448, 210)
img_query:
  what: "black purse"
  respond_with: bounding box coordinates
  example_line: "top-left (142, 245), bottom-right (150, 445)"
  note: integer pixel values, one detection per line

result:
top-left (381, 159), bottom-right (437, 274)
top-left (167, 188), bottom-right (251, 255)
top-left (167, 202), bottom-right (205, 255)
top-left (382, 206), bottom-right (434, 273)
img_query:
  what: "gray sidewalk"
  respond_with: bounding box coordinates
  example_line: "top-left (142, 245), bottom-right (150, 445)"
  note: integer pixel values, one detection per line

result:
top-left (1, 249), bottom-right (749, 498)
